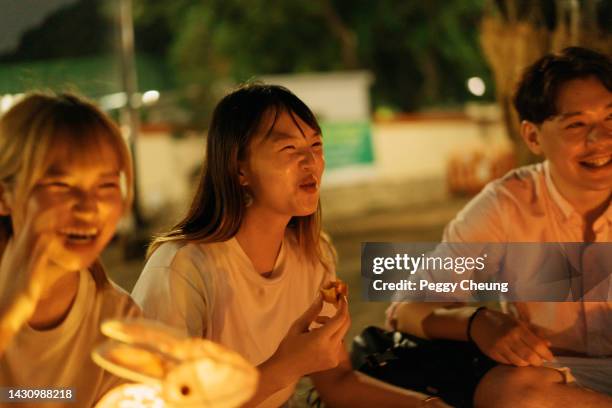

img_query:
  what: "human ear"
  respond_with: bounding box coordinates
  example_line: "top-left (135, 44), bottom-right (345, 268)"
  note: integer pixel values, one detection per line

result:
top-left (0, 183), bottom-right (13, 216)
top-left (520, 120), bottom-right (544, 155)
top-left (237, 161), bottom-right (249, 187)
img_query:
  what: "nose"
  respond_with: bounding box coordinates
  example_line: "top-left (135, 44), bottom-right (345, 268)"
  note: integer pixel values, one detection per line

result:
top-left (586, 121), bottom-right (612, 144)
top-left (299, 149), bottom-right (317, 170)
top-left (72, 190), bottom-right (98, 218)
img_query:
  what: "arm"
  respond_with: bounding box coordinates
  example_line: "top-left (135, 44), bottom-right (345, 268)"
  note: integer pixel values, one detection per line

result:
top-left (0, 207), bottom-right (61, 354)
top-left (389, 302), bottom-right (553, 366)
top-left (244, 295), bottom-right (352, 407)
top-left (385, 185), bottom-right (510, 340)
top-left (311, 348), bottom-right (449, 408)
top-left (242, 354), bottom-right (301, 408)
top-left (243, 356), bottom-right (300, 408)
top-left (387, 302), bottom-right (473, 340)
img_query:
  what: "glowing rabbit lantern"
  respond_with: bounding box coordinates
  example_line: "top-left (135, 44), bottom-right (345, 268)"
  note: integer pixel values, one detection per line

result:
top-left (93, 318), bottom-right (258, 408)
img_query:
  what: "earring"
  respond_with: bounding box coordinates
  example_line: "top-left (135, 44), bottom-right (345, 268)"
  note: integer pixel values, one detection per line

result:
top-left (243, 189), bottom-right (253, 207)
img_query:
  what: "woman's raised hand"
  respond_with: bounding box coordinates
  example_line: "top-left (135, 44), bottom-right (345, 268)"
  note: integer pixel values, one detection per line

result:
top-left (273, 293), bottom-right (350, 379)
top-left (0, 206), bottom-right (61, 354)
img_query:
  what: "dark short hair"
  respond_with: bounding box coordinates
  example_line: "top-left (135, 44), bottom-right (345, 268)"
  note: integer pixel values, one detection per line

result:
top-left (513, 47), bottom-right (612, 124)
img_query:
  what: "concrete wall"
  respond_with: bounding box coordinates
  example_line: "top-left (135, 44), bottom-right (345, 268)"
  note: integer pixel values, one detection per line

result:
top-left (259, 71), bottom-right (373, 121)
top-left (135, 131), bottom-right (205, 219)
top-left (135, 116), bottom-right (510, 220)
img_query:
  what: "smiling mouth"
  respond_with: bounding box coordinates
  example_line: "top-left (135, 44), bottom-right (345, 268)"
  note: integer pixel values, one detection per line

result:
top-left (299, 176), bottom-right (318, 192)
top-left (579, 155), bottom-right (612, 169)
top-left (59, 227), bottom-right (100, 244)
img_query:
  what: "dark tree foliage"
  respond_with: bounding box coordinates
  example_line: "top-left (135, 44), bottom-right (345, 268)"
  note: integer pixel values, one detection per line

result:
top-left (2, 0), bottom-right (500, 121)
top-left (131, 0), bottom-right (491, 116)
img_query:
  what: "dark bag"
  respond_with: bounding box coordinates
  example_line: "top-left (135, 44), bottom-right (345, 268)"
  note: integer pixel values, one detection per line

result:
top-left (351, 326), bottom-right (497, 408)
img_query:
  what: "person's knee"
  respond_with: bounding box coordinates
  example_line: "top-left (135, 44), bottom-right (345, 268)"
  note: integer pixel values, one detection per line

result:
top-left (474, 365), bottom-right (564, 408)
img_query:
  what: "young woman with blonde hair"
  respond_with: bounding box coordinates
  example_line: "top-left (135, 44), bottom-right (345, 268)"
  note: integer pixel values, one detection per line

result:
top-left (0, 93), bottom-right (140, 407)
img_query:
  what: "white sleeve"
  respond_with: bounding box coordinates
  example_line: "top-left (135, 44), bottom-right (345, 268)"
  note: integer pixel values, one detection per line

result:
top-left (131, 247), bottom-right (211, 338)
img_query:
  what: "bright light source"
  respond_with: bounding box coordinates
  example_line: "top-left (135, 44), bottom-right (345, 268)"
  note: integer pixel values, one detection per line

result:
top-left (94, 383), bottom-right (165, 408)
top-left (1, 95), bottom-right (14, 113)
top-left (94, 319), bottom-right (259, 408)
top-left (100, 92), bottom-right (128, 110)
top-left (142, 90), bottom-right (160, 105)
top-left (467, 77), bottom-right (486, 96)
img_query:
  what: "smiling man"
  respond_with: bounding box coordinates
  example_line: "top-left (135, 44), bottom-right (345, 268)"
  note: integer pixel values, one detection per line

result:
top-left (388, 47), bottom-right (612, 407)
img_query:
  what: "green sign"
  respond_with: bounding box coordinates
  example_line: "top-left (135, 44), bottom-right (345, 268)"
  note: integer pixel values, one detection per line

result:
top-left (320, 121), bottom-right (374, 169)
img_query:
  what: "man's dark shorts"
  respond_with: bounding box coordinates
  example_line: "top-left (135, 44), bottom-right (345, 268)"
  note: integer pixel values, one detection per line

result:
top-left (352, 326), bottom-right (497, 408)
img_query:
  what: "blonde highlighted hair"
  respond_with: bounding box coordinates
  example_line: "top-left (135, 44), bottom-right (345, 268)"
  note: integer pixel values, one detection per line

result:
top-left (0, 92), bottom-right (133, 287)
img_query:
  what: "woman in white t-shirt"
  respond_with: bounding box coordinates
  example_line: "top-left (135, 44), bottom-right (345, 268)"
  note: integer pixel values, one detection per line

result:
top-left (0, 93), bottom-right (140, 407)
top-left (132, 84), bottom-right (447, 408)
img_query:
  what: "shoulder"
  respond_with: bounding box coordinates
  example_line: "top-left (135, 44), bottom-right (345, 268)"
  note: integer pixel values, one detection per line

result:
top-left (318, 232), bottom-right (337, 272)
top-left (144, 240), bottom-right (229, 275)
top-left (146, 241), bottom-right (200, 269)
top-left (284, 228), bottom-right (336, 268)
top-left (99, 281), bottom-right (142, 319)
top-left (492, 163), bottom-right (545, 205)
top-left (461, 163), bottom-right (544, 216)
top-left (132, 241), bottom-right (218, 324)
top-left (445, 163), bottom-right (545, 242)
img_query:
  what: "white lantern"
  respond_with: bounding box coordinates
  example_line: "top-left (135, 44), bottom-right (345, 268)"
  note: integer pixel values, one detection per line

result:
top-left (93, 319), bottom-right (258, 408)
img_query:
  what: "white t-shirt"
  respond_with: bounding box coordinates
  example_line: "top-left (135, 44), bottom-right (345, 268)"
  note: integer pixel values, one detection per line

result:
top-left (442, 161), bottom-right (612, 393)
top-left (0, 270), bottom-right (141, 407)
top-left (132, 230), bottom-right (336, 408)
top-left (442, 161), bottom-right (612, 356)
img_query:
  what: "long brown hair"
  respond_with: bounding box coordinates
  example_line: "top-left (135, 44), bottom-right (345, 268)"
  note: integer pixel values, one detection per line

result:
top-left (149, 83), bottom-right (333, 268)
top-left (0, 92), bottom-right (133, 287)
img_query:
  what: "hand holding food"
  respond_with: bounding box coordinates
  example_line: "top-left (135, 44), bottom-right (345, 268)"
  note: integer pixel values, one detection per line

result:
top-left (320, 279), bottom-right (348, 306)
top-left (273, 294), bottom-right (350, 379)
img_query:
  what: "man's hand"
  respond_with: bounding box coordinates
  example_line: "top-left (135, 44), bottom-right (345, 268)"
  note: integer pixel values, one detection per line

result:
top-left (470, 308), bottom-right (554, 366)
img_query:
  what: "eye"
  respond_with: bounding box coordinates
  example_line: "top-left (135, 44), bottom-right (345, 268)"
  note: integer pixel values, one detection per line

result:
top-left (43, 181), bottom-right (70, 189)
top-left (99, 181), bottom-right (120, 189)
top-left (312, 141), bottom-right (323, 148)
top-left (565, 121), bottom-right (585, 129)
top-left (281, 145), bottom-right (296, 151)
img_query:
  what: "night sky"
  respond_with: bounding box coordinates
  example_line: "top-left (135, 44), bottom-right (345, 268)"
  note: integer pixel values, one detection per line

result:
top-left (0, 0), bottom-right (78, 53)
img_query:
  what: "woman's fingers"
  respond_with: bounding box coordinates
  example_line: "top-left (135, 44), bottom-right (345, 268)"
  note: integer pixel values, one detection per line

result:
top-left (314, 316), bottom-right (331, 325)
top-left (318, 296), bottom-right (349, 339)
top-left (291, 294), bottom-right (324, 333)
top-left (329, 297), bottom-right (351, 343)
top-left (26, 232), bottom-right (58, 297)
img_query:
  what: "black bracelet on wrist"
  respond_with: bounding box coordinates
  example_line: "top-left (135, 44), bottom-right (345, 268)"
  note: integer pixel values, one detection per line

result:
top-left (467, 306), bottom-right (487, 343)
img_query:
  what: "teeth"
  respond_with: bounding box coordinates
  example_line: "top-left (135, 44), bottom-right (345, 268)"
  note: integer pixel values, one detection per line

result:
top-left (59, 228), bottom-right (98, 237)
top-left (582, 156), bottom-right (611, 167)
